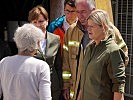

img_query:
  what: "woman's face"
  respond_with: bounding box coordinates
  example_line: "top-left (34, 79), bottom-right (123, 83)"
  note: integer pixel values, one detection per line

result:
top-left (32, 14), bottom-right (48, 33)
top-left (87, 19), bottom-right (105, 43)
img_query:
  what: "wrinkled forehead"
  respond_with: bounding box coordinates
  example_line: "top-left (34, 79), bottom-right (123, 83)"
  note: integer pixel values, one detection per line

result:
top-left (76, 0), bottom-right (95, 10)
top-left (76, 2), bottom-right (92, 12)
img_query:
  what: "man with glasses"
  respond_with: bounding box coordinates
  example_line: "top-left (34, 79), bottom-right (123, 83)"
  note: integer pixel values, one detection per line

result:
top-left (48, 0), bottom-right (78, 52)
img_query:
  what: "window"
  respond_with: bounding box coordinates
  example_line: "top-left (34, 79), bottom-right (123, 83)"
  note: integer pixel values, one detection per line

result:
top-left (112, 0), bottom-right (133, 98)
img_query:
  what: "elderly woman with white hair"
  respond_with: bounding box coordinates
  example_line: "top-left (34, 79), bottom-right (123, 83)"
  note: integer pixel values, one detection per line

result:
top-left (78, 10), bottom-right (126, 100)
top-left (0, 23), bottom-right (51, 100)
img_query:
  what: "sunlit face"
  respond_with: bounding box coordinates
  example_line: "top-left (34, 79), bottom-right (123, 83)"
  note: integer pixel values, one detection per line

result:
top-left (76, 2), bottom-right (92, 26)
top-left (87, 19), bottom-right (105, 43)
top-left (31, 14), bottom-right (48, 33)
top-left (64, 4), bottom-right (77, 24)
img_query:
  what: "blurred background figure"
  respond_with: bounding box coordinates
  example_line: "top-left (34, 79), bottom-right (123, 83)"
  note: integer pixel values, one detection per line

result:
top-left (28, 5), bottom-right (62, 100)
top-left (0, 23), bottom-right (51, 100)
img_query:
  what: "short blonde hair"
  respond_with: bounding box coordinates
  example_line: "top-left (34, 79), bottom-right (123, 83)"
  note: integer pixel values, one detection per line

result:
top-left (88, 9), bottom-right (110, 28)
top-left (28, 5), bottom-right (49, 22)
top-left (87, 9), bottom-right (115, 38)
top-left (14, 23), bottom-right (44, 52)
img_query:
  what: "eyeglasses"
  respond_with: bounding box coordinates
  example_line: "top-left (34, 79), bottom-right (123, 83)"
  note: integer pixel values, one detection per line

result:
top-left (64, 10), bottom-right (76, 14)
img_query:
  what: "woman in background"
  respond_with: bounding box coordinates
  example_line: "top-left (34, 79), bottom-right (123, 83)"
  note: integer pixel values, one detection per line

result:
top-left (28, 5), bottom-right (62, 100)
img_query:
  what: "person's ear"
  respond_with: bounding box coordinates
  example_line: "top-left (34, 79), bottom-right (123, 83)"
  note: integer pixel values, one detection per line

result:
top-left (102, 23), bottom-right (108, 32)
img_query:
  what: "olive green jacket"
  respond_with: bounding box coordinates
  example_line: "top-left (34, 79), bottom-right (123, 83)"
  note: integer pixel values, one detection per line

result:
top-left (81, 35), bottom-right (126, 100)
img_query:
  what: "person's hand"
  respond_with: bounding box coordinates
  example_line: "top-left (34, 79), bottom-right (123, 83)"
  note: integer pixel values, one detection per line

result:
top-left (63, 89), bottom-right (70, 100)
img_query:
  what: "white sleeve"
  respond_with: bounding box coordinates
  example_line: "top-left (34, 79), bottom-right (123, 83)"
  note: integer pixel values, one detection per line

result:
top-left (0, 58), bottom-right (5, 98)
top-left (39, 62), bottom-right (52, 100)
top-left (0, 64), bottom-right (2, 98)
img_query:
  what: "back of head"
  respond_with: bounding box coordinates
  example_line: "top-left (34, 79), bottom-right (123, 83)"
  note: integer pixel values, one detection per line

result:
top-left (28, 5), bottom-right (49, 22)
top-left (14, 23), bottom-right (44, 53)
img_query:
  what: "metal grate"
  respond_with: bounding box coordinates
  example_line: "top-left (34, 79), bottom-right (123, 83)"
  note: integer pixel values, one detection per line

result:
top-left (112, 0), bottom-right (133, 98)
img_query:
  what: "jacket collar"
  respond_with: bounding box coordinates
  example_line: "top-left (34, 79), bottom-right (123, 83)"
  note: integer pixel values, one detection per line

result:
top-left (77, 21), bottom-right (87, 32)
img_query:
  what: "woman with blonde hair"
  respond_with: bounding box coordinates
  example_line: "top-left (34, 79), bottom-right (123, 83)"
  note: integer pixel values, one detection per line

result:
top-left (78, 9), bottom-right (126, 100)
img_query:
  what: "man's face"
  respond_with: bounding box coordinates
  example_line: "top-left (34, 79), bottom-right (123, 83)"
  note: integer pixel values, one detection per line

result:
top-left (76, 2), bottom-right (92, 26)
top-left (64, 4), bottom-right (77, 24)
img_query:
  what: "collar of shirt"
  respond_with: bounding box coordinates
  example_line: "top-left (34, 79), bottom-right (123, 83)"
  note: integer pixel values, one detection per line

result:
top-left (40, 39), bottom-right (46, 54)
top-left (77, 21), bottom-right (87, 32)
top-left (63, 16), bottom-right (78, 32)
top-left (63, 16), bottom-right (70, 32)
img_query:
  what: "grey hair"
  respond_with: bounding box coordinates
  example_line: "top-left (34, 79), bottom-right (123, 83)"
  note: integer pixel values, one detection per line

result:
top-left (86, 0), bottom-right (96, 10)
top-left (13, 23), bottom-right (44, 53)
top-left (75, 0), bottom-right (96, 10)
